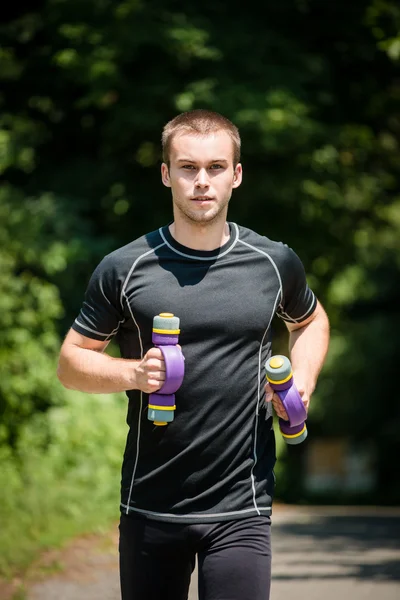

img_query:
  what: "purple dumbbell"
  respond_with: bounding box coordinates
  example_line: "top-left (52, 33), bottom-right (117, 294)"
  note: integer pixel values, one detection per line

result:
top-left (265, 355), bottom-right (308, 445)
top-left (148, 313), bottom-right (185, 426)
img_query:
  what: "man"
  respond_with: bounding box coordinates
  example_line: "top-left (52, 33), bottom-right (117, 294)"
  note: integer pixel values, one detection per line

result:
top-left (57, 109), bottom-right (330, 600)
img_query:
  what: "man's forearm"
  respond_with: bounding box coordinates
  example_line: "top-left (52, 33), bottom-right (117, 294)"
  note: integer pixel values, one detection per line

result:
top-left (288, 306), bottom-right (330, 395)
top-left (57, 346), bottom-right (140, 394)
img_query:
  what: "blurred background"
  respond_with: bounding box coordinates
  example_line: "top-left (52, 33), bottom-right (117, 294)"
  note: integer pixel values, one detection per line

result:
top-left (1, 0), bottom-right (399, 585)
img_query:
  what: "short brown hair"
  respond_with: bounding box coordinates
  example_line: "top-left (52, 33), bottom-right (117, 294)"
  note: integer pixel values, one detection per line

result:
top-left (162, 109), bottom-right (241, 166)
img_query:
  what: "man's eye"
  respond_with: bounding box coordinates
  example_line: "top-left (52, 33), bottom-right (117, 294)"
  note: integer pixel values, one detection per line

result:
top-left (210, 164), bottom-right (223, 170)
top-left (182, 165), bottom-right (195, 169)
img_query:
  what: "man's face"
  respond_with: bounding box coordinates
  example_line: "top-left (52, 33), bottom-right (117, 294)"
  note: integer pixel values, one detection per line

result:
top-left (161, 131), bottom-right (242, 225)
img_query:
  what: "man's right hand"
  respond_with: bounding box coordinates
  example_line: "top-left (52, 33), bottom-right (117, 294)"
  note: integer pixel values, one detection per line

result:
top-left (133, 347), bottom-right (166, 393)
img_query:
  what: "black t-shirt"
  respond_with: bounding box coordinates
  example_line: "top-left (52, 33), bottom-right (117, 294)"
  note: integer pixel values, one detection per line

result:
top-left (72, 222), bottom-right (316, 523)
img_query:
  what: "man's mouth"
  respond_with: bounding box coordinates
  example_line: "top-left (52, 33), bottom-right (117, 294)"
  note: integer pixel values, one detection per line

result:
top-left (191, 196), bottom-right (214, 201)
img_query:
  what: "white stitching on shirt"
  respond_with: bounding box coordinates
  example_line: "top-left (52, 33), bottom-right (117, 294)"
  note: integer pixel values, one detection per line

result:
top-left (278, 291), bottom-right (316, 323)
top-left (251, 288), bottom-right (281, 513)
top-left (120, 503), bottom-right (271, 519)
top-left (237, 239), bottom-right (284, 305)
top-left (74, 319), bottom-right (109, 337)
top-left (120, 243), bottom-right (166, 310)
top-left (120, 243), bottom-right (166, 512)
top-left (236, 238), bottom-right (284, 515)
top-left (158, 223), bottom-right (240, 260)
top-left (74, 319), bottom-right (122, 338)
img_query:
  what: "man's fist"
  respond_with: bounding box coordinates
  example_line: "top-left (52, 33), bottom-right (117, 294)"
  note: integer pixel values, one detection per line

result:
top-left (265, 372), bottom-right (311, 421)
top-left (134, 347), bottom-right (166, 393)
top-left (264, 382), bottom-right (289, 420)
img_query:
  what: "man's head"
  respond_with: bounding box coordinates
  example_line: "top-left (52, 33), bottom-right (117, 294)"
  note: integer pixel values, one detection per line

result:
top-left (161, 110), bottom-right (242, 226)
top-left (162, 109), bottom-right (241, 167)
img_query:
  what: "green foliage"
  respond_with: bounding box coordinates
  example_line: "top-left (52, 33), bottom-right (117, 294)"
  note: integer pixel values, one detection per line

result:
top-left (0, 0), bottom-right (399, 535)
top-left (0, 391), bottom-right (127, 577)
top-left (0, 186), bottom-right (67, 445)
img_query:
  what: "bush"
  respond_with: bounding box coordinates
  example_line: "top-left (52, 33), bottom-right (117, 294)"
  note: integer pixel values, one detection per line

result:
top-left (0, 390), bottom-right (127, 577)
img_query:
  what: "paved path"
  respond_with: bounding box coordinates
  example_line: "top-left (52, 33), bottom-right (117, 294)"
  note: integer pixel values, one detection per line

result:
top-left (269, 506), bottom-right (399, 600)
top-left (27, 506), bottom-right (400, 600)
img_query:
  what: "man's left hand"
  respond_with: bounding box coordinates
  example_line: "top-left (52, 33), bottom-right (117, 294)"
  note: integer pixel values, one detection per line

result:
top-left (264, 372), bottom-right (312, 421)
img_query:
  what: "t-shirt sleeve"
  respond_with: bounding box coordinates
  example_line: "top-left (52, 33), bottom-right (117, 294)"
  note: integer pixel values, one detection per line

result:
top-left (275, 244), bottom-right (317, 324)
top-left (72, 255), bottom-right (124, 341)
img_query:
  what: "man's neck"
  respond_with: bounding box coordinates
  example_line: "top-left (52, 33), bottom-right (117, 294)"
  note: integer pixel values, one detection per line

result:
top-left (169, 218), bottom-right (230, 251)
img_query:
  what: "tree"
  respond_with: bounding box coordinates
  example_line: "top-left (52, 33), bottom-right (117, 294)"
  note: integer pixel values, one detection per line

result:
top-left (1, 0), bottom-right (399, 499)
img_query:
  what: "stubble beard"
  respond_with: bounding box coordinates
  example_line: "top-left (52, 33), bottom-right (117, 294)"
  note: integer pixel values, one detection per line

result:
top-left (174, 196), bottom-right (230, 227)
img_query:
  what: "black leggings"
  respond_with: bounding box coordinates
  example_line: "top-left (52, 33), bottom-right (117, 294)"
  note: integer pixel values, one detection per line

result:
top-left (119, 512), bottom-right (271, 600)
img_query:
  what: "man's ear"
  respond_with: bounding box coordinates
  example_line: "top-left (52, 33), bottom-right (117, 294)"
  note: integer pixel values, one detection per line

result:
top-left (232, 163), bottom-right (243, 189)
top-left (161, 163), bottom-right (171, 188)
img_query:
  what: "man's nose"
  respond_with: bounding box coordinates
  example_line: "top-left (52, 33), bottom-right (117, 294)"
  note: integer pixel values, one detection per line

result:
top-left (195, 168), bottom-right (209, 187)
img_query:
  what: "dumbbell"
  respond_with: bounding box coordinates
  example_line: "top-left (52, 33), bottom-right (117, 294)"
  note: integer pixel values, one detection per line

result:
top-left (265, 355), bottom-right (308, 445)
top-left (147, 313), bottom-right (185, 426)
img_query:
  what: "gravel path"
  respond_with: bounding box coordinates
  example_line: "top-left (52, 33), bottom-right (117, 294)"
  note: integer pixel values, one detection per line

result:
top-left (25, 506), bottom-right (400, 600)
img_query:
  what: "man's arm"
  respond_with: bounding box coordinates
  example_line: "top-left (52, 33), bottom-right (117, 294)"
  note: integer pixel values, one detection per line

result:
top-left (57, 329), bottom-right (165, 394)
top-left (265, 300), bottom-right (330, 418)
top-left (286, 300), bottom-right (330, 409)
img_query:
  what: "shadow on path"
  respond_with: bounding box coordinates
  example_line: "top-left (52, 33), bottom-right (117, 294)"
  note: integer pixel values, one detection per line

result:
top-left (270, 508), bottom-right (400, 600)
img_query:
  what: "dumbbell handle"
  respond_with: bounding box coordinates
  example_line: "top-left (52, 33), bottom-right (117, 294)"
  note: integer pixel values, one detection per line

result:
top-left (270, 382), bottom-right (307, 427)
top-left (156, 345), bottom-right (185, 395)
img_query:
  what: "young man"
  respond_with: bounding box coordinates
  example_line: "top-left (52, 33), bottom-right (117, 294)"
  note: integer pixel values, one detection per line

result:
top-left (58, 109), bottom-right (330, 600)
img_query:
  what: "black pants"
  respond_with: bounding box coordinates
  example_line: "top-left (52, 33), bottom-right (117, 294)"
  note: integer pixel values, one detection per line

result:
top-left (119, 512), bottom-right (271, 600)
